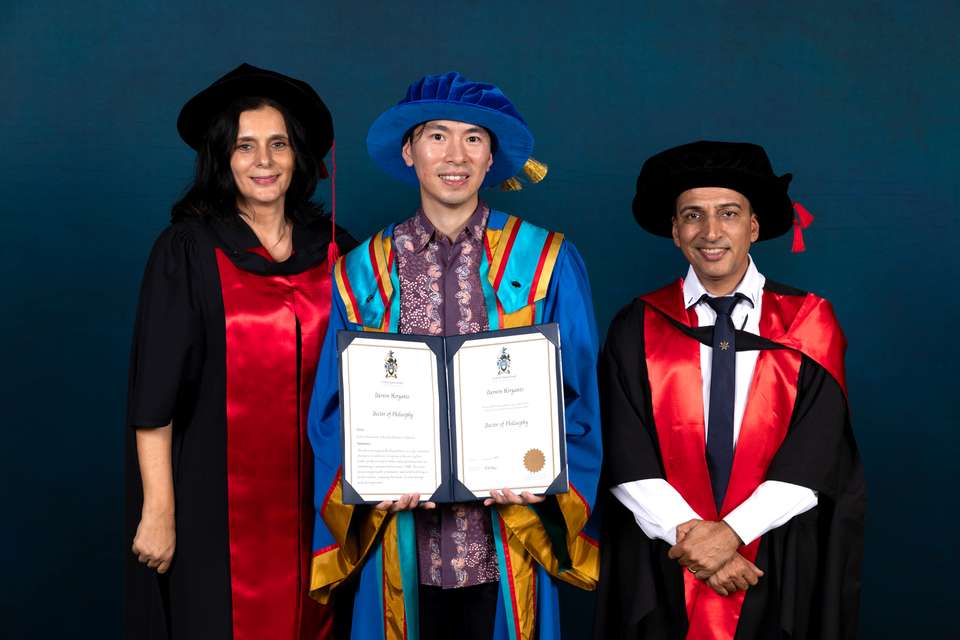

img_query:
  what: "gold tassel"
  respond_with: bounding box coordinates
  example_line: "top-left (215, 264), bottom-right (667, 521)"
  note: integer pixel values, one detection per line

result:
top-left (521, 157), bottom-right (548, 183)
top-left (500, 177), bottom-right (523, 191)
top-left (499, 157), bottom-right (548, 191)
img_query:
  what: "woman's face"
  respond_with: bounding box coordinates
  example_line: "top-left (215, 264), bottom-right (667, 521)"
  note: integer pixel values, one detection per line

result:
top-left (230, 105), bottom-right (295, 210)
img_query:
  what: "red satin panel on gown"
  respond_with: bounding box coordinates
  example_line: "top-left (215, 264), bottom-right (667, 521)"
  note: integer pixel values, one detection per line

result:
top-left (216, 248), bottom-right (333, 640)
top-left (641, 285), bottom-right (801, 640)
top-left (761, 290), bottom-right (848, 395)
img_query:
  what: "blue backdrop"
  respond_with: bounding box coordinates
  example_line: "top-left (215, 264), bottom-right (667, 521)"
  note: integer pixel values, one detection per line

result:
top-left (3, 1), bottom-right (956, 637)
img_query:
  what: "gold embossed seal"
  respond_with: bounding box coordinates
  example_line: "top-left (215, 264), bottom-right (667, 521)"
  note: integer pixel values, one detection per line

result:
top-left (523, 448), bottom-right (545, 473)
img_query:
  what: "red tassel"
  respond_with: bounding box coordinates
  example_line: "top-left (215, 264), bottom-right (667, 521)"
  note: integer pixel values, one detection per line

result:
top-left (791, 202), bottom-right (814, 253)
top-left (327, 140), bottom-right (340, 264)
top-left (791, 225), bottom-right (806, 253)
top-left (327, 237), bottom-right (340, 264)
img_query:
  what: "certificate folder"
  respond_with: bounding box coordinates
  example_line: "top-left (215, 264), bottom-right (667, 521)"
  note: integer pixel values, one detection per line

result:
top-left (338, 324), bottom-right (567, 505)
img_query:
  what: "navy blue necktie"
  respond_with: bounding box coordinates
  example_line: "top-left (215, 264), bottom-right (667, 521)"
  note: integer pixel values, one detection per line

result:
top-left (703, 294), bottom-right (748, 512)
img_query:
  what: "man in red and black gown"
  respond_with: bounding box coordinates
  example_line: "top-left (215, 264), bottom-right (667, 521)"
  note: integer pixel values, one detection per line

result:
top-left (594, 141), bottom-right (865, 640)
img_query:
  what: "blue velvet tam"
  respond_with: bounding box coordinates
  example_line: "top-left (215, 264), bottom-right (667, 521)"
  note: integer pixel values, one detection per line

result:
top-left (366, 71), bottom-right (534, 188)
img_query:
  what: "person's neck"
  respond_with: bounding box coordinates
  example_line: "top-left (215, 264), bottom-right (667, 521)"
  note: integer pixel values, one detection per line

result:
top-left (238, 200), bottom-right (287, 236)
top-left (696, 261), bottom-right (750, 297)
top-left (237, 199), bottom-right (292, 262)
top-left (420, 194), bottom-right (479, 241)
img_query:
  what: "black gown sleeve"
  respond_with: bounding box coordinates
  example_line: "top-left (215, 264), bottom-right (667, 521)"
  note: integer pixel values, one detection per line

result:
top-left (126, 225), bottom-right (203, 428)
top-left (600, 301), bottom-right (665, 487)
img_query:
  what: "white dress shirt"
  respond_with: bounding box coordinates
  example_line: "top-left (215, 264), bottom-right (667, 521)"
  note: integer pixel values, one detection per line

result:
top-left (611, 258), bottom-right (818, 546)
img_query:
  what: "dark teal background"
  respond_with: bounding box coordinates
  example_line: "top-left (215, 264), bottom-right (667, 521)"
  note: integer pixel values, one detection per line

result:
top-left (3, 1), bottom-right (957, 637)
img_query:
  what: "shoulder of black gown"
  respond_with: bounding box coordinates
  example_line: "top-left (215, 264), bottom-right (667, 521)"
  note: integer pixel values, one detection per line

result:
top-left (332, 222), bottom-right (359, 255)
top-left (153, 219), bottom-right (212, 259)
top-left (763, 278), bottom-right (808, 297)
top-left (604, 297), bottom-right (648, 358)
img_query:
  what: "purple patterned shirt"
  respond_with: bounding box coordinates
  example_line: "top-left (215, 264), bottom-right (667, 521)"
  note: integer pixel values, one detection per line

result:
top-left (394, 204), bottom-right (501, 589)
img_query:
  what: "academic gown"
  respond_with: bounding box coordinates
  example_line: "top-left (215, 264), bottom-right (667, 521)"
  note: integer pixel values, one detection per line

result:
top-left (307, 211), bottom-right (603, 640)
top-left (125, 215), bottom-right (354, 640)
top-left (594, 279), bottom-right (865, 640)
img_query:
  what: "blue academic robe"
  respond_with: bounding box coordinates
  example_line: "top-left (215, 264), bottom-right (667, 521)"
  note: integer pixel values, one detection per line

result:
top-left (307, 211), bottom-right (602, 640)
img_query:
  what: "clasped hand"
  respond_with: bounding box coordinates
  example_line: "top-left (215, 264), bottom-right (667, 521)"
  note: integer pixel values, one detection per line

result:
top-left (669, 519), bottom-right (763, 596)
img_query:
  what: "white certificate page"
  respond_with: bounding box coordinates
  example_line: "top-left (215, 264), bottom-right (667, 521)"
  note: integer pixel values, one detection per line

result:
top-left (451, 332), bottom-right (563, 498)
top-left (341, 337), bottom-right (442, 502)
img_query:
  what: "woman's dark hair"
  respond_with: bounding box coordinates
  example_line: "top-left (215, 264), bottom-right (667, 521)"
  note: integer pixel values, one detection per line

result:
top-left (171, 96), bottom-right (326, 223)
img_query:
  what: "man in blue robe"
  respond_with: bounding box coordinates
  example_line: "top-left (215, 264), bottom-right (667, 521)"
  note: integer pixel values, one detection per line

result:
top-left (306, 71), bottom-right (602, 640)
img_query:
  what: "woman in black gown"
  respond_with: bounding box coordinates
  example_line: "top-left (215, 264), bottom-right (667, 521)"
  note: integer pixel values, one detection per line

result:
top-left (126, 63), bottom-right (354, 640)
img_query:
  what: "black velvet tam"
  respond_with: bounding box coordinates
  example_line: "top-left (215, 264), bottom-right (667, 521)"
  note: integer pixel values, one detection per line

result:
top-left (177, 63), bottom-right (334, 162)
top-left (632, 140), bottom-right (794, 240)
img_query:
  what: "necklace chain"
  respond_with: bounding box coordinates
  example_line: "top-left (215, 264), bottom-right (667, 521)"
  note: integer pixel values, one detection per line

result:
top-left (240, 211), bottom-right (291, 249)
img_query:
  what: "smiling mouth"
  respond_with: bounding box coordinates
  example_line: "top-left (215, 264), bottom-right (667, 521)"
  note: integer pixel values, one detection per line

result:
top-left (697, 247), bottom-right (729, 261)
top-left (439, 174), bottom-right (469, 186)
top-left (251, 175), bottom-right (280, 185)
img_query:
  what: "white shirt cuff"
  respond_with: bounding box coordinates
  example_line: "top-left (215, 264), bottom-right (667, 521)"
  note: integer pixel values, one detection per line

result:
top-left (611, 479), bottom-right (701, 545)
top-left (723, 480), bottom-right (819, 545)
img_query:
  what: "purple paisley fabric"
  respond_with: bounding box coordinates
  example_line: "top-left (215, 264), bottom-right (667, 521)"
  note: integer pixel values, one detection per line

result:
top-left (394, 204), bottom-right (500, 588)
